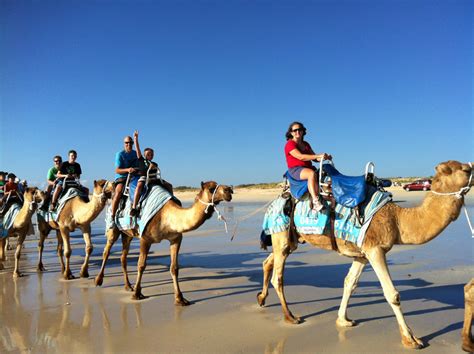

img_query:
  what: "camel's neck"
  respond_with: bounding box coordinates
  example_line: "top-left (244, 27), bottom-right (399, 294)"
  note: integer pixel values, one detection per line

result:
top-left (163, 197), bottom-right (214, 234)
top-left (15, 199), bottom-right (35, 227)
top-left (397, 193), bottom-right (463, 245)
top-left (75, 195), bottom-right (107, 223)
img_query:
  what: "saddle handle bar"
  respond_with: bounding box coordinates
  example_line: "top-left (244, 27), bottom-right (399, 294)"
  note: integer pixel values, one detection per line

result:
top-left (318, 159), bottom-right (334, 196)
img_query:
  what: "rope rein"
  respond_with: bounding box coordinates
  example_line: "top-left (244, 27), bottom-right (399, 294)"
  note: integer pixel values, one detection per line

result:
top-left (198, 184), bottom-right (228, 233)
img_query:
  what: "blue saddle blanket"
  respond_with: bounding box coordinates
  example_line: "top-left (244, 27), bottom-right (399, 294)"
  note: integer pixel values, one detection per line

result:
top-left (0, 203), bottom-right (22, 238)
top-left (262, 186), bottom-right (392, 247)
top-left (105, 184), bottom-right (172, 236)
top-left (323, 164), bottom-right (367, 208)
top-left (37, 188), bottom-right (87, 222)
top-left (285, 171), bottom-right (308, 199)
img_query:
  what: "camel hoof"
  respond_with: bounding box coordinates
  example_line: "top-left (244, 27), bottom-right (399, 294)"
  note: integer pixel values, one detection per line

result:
top-left (94, 276), bottom-right (103, 287)
top-left (257, 292), bottom-right (266, 307)
top-left (462, 339), bottom-right (474, 353)
top-left (80, 270), bottom-right (89, 278)
top-left (0, 263), bottom-right (4, 271)
top-left (175, 297), bottom-right (191, 306)
top-left (63, 272), bottom-right (75, 280)
top-left (37, 264), bottom-right (47, 272)
top-left (124, 284), bottom-right (134, 292)
top-left (132, 292), bottom-right (148, 301)
top-left (13, 271), bottom-right (23, 278)
top-left (336, 318), bottom-right (357, 327)
top-left (402, 335), bottom-right (425, 349)
top-left (284, 315), bottom-right (302, 324)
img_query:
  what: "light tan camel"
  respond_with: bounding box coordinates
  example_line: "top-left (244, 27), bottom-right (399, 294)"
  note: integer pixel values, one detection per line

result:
top-left (37, 180), bottom-right (113, 279)
top-left (0, 187), bottom-right (45, 277)
top-left (463, 278), bottom-right (474, 352)
top-left (95, 181), bottom-right (233, 302)
top-left (257, 160), bottom-right (473, 349)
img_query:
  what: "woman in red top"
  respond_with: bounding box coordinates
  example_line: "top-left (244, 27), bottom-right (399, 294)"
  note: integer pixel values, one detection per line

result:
top-left (285, 121), bottom-right (331, 212)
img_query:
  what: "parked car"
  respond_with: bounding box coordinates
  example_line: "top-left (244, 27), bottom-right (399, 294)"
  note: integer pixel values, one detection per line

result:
top-left (403, 179), bottom-right (432, 191)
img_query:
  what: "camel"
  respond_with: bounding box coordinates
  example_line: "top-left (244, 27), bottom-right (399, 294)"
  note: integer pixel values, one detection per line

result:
top-left (95, 181), bottom-right (233, 302)
top-left (37, 179), bottom-right (113, 280)
top-left (0, 187), bottom-right (45, 277)
top-left (463, 278), bottom-right (474, 352)
top-left (257, 160), bottom-right (473, 349)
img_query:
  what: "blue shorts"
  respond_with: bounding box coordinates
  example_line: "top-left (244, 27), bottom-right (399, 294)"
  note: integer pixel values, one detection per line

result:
top-left (287, 166), bottom-right (316, 181)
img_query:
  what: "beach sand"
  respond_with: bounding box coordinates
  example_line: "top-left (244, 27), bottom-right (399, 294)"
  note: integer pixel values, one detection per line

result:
top-left (1, 188), bottom-right (473, 353)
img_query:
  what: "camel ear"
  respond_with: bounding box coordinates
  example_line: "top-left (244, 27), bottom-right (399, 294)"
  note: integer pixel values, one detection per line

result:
top-left (436, 163), bottom-right (452, 175)
top-left (93, 180), bottom-right (97, 187)
top-left (201, 181), bottom-right (205, 189)
top-left (462, 163), bottom-right (472, 173)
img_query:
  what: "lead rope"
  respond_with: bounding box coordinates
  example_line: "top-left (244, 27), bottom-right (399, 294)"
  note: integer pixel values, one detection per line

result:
top-left (431, 162), bottom-right (473, 236)
top-left (463, 205), bottom-right (474, 237)
top-left (198, 184), bottom-right (228, 233)
top-left (230, 198), bottom-right (275, 241)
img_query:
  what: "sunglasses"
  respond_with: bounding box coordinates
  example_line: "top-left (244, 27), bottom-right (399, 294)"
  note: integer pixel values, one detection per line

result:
top-left (291, 128), bottom-right (304, 133)
top-left (124, 141), bottom-right (133, 145)
top-left (54, 160), bottom-right (61, 163)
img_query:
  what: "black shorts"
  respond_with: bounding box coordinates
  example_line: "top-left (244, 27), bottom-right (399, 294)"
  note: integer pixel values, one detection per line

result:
top-left (114, 177), bottom-right (127, 186)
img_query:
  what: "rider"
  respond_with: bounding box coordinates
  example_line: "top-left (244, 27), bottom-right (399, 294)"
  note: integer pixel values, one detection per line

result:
top-left (0, 173), bottom-right (19, 215)
top-left (0, 171), bottom-right (5, 199)
top-left (110, 133), bottom-right (138, 226)
top-left (50, 150), bottom-right (84, 210)
top-left (130, 131), bottom-right (159, 216)
top-left (45, 155), bottom-right (62, 204)
top-left (285, 121), bottom-right (331, 212)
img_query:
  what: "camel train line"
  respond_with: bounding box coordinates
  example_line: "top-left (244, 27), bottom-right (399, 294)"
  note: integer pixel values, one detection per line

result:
top-left (0, 160), bottom-right (473, 351)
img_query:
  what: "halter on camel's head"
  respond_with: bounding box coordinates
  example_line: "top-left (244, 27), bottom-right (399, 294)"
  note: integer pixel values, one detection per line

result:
top-left (197, 181), bottom-right (234, 232)
top-left (93, 180), bottom-right (113, 202)
top-left (23, 187), bottom-right (45, 211)
top-left (431, 161), bottom-right (473, 199)
top-left (431, 161), bottom-right (474, 236)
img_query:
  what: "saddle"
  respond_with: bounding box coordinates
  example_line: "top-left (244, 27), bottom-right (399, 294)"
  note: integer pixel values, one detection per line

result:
top-left (284, 160), bottom-right (390, 251)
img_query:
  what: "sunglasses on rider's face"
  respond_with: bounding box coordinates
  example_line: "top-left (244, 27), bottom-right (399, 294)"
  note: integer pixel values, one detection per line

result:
top-left (54, 160), bottom-right (61, 163)
top-left (124, 141), bottom-right (133, 145)
top-left (292, 128), bottom-right (304, 133)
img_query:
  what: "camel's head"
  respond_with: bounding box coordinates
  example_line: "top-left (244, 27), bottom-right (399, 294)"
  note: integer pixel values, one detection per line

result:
top-left (432, 160), bottom-right (473, 195)
top-left (199, 181), bottom-right (233, 204)
top-left (93, 180), bottom-right (114, 201)
top-left (23, 187), bottom-right (46, 210)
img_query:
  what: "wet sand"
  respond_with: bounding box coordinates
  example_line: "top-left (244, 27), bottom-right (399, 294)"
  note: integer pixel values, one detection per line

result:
top-left (1, 188), bottom-right (473, 353)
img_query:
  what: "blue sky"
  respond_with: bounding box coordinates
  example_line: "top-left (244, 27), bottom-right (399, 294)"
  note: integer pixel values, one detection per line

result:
top-left (1, 0), bottom-right (472, 188)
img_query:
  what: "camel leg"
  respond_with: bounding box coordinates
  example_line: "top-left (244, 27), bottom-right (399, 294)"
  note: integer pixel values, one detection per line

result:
top-left (13, 232), bottom-right (27, 277)
top-left (0, 237), bottom-right (6, 270)
top-left (95, 227), bottom-right (120, 287)
top-left (257, 252), bottom-right (274, 307)
top-left (170, 235), bottom-right (190, 306)
top-left (6, 236), bottom-right (12, 250)
top-left (270, 232), bottom-right (300, 324)
top-left (132, 238), bottom-right (151, 300)
top-left (462, 280), bottom-right (474, 352)
top-left (55, 230), bottom-right (65, 274)
top-left (336, 257), bottom-right (368, 327)
top-left (80, 224), bottom-right (93, 278)
top-left (462, 300), bottom-right (473, 352)
top-left (366, 247), bottom-right (424, 349)
top-left (37, 227), bottom-right (50, 272)
top-left (61, 228), bottom-right (75, 280)
top-left (120, 233), bottom-right (134, 291)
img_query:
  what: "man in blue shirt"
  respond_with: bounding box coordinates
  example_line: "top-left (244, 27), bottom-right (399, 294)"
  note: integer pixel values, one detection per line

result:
top-left (110, 131), bottom-right (138, 225)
